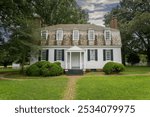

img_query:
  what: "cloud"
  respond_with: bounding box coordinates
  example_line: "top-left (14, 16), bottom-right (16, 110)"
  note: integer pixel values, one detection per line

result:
top-left (77, 0), bottom-right (120, 26)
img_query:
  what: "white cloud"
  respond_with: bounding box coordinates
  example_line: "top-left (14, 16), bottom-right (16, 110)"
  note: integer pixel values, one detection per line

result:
top-left (77, 0), bottom-right (120, 26)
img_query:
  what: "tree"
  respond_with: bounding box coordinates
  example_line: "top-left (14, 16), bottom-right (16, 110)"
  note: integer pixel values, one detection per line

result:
top-left (127, 52), bottom-right (140, 65)
top-left (0, 0), bottom-right (39, 72)
top-left (0, 0), bottom-right (88, 71)
top-left (8, 19), bottom-right (40, 72)
top-left (0, 45), bottom-right (13, 68)
top-left (33, 0), bottom-right (88, 25)
top-left (104, 0), bottom-right (150, 66)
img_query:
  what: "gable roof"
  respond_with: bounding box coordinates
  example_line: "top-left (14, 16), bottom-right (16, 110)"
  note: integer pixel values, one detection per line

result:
top-left (66, 46), bottom-right (84, 52)
top-left (41, 24), bottom-right (119, 31)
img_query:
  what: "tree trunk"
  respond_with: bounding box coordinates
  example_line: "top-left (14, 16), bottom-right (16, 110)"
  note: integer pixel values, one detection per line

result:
top-left (121, 47), bottom-right (126, 65)
top-left (147, 47), bottom-right (150, 66)
top-left (4, 64), bottom-right (7, 68)
top-left (3, 63), bottom-right (7, 68)
top-left (20, 54), bottom-right (25, 73)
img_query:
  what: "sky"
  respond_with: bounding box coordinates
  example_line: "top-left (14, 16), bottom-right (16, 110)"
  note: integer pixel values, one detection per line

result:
top-left (76, 0), bottom-right (120, 26)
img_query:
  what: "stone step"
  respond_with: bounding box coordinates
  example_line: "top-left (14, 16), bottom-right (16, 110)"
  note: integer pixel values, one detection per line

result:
top-left (66, 69), bottom-right (83, 75)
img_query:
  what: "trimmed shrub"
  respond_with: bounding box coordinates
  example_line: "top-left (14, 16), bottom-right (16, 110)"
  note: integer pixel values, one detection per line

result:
top-left (34, 61), bottom-right (50, 68)
top-left (54, 62), bottom-right (61, 67)
top-left (26, 64), bottom-right (41, 76)
top-left (103, 62), bottom-right (125, 74)
top-left (26, 61), bottom-right (63, 77)
top-left (47, 63), bottom-right (63, 76)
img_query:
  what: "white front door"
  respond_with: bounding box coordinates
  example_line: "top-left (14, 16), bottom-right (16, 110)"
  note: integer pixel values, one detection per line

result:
top-left (71, 52), bottom-right (80, 69)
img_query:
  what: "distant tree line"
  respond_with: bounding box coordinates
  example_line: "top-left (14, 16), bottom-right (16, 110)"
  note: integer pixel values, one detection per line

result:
top-left (104, 0), bottom-right (150, 66)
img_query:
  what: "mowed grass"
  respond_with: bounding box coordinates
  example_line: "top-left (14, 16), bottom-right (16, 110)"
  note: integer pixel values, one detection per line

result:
top-left (0, 66), bottom-right (150, 100)
top-left (123, 66), bottom-right (150, 74)
top-left (76, 75), bottom-right (150, 100)
top-left (0, 68), bottom-right (20, 73)
top-left (0, 77), bottom-right (68, 100)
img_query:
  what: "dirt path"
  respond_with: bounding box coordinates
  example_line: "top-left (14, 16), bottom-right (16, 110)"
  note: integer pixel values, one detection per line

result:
top-left (62, 76), bottom-right (81, 100)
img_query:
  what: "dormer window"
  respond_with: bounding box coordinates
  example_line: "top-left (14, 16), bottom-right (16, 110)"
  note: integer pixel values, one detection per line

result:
top-left (73, 30), bottom-right (79, 40)
top-left (88, 29), bottom-right (95, 40)
top-left (104, 30), bottom-right (111, 40)
top-left (41, 30), bottom-right (48, 40)
top-left (56, 29), bottom-right (63, 40)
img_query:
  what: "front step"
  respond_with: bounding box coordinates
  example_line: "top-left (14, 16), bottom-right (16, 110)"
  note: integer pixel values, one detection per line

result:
top-left (66, 69), bottom-right (83, 75)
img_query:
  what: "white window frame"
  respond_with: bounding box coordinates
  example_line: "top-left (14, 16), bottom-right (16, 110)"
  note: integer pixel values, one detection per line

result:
top-left (73, 30), bottom-right (79, 40)
top-left (41, 30), bottom-right (48, 40)
top-left (56, 29), bottom-right (63, 40)
top-left (56, 50), bottom-right (63, 60)
top-left (104, 30), bottom-right (111, 40)
top-left (90, 49), bottom-right (96, 61)
top-left (105, 50), bottom-right (111, 60)
top-left (41, 50), bottom-right (47, 61)
top-left (88, 29), bottom-right (95, 40)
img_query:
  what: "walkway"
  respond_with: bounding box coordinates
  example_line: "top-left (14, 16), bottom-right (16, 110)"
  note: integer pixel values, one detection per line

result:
top-left (62, 76), bottom-right (81, 100)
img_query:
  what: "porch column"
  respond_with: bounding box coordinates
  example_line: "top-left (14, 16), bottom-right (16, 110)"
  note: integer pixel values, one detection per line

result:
top-left (65, 51), bottom-right (68, 69)
top-left (80, 52), bottom-right (82, 69)
top-left (70, 52), bottom-right (72, 69)
top-left (84, 51), bottom-right (86, 71)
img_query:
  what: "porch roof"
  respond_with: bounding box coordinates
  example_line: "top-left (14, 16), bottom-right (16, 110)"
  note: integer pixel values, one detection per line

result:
top-left (66, 46), bottom-right (85, 52)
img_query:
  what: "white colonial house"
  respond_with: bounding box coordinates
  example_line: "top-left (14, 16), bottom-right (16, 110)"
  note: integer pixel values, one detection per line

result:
top-left (31, 23), bottom-right (122, 74)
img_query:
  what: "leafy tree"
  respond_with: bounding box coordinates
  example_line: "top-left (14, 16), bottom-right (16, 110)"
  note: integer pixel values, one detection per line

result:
top-left (0, 0), bottom-right (88, 72)
top-left (104, 0), bottom-right (150, 66)
top-left (33, 0), bottom-right (88, 25)
top-left (8, 19), bottom-right (40, 72)
top-left (0, 0), bottom-right (39, 72)
top-left (127, 52), bottom-right (140, 65)
top-left (0, 45), bottom-right (13, 68)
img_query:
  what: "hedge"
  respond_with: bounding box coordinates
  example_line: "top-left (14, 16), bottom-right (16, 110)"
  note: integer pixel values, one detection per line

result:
top-left (26, 61), bottom-right (63, 77)
top-left (103, 62), bottom-right (125, 74)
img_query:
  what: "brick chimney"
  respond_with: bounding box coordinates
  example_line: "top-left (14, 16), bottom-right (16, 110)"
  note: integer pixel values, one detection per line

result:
top-left (110, 16), bottom-right (118, 29)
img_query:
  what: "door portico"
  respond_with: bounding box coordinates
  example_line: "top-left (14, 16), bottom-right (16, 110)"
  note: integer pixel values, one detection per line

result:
top-left (65, 46), bottom-right (86, 71)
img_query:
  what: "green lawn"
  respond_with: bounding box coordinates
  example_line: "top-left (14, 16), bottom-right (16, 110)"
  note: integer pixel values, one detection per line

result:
top-left (0, 68), bottom-right (20, 73)
top-left (0, 77), bottom-right (68, 100)
top-left (76, 75), bottom-right (150, 100)
top-left (0, 66), bottom-right (150, 100)
top-left (123, 66), bottom-right (150, 74)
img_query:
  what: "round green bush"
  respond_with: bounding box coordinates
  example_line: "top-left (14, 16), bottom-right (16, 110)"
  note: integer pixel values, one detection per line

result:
top-left (34, 61), bottom-right (50, 68)
top-left (54, 62), bottom-right (61, 67)
top-left (26, 64), bottom-right (41, 76)
top-left (42, 63), bottom-right (63, 76)
top-left (26, 61), bottom-right (63, 77)
top-left (103, 62), bottom-right (125, 74)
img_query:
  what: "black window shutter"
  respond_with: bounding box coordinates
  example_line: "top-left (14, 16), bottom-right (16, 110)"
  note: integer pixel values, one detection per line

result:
top-left (111, 49), bottom-right (113, 61)
top-left (62, 49), bottom-right (64, 61)
top-left (38, 50), bottom-right (41, 61)
top-left (54, 49), bottom-right (57, 61)
top-left (103, 49), bottom-right (106, 61)
top-left (88, 49), bottom-right (90, 61)
top-left (95, 49), bottom-right (98, 61)
top-left (46, 49), bottom-right (49, 61)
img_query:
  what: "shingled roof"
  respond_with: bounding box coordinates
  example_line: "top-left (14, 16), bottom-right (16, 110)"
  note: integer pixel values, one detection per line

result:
top-left (41, 24), bottom-right (119, 31)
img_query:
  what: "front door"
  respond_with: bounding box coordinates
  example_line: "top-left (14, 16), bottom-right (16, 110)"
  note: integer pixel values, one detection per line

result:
top-left (71, 52), bottom-right (80, 69)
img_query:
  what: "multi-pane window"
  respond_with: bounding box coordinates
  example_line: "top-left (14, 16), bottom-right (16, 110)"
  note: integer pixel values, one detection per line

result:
top-left (41, 50), bottom-right (48, 61)
top-left (88, 30), bottom-right (95, 40)
top-left (41, 30), bottom-right (48, 40)
top-left (104, 30), bottom-right (111, 40)
top-left (73, 30), bottom-right (79, 40)
top-left (90, 50), bottom-right (96, 60)
top-left (103, 49), bottom-right (113, 61)
top-left (56, 29), bottom-right (63, 40)
top-left (88, 49), bottom-right (98, 61)
top-left (54, 49), bottom-right (64, 61)
top-left (56, 50), bottom-right (62, 60)
top-left (106, 50), bottom-right (111, 60)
